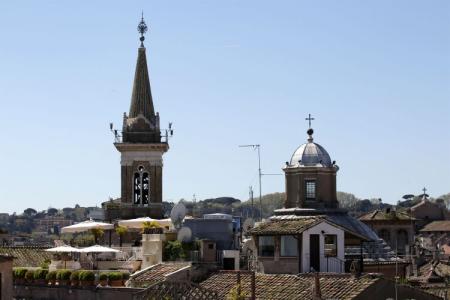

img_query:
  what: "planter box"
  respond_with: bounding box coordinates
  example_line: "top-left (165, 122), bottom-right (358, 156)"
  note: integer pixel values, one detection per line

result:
top-left (80, 280), bottom-right (94, 287)
top-left (35, 279), bottom-right (47, 285)
top-left (57, 280), bottom-right (69, 286)
top-left (71, 280), bottom-right (79, 287)
top-left (110, 280), bottom-right (123, 287)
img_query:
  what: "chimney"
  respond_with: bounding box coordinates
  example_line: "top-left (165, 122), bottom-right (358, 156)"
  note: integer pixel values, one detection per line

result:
top-left (312, 273), bottom-right (322, 300)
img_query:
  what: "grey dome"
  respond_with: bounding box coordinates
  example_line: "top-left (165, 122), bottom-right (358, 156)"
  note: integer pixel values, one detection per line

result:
top-left (289, 129), bottom-right (332, 167)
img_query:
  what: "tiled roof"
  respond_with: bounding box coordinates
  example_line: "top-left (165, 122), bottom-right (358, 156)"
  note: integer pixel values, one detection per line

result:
top-left (420, 221), bottom-right (450, 232)
top-left (249, 217), bottom-right (322, 235)
top-left (0, 246), bottom-right (52, 267)
top-left (200, 272), bottom-right (380, 300)
top-left (128, 263), bottom-right (190, 288)
top-left (359, 209), bottom-right (415, 221)
top-left (415, 261), bottom-right (450, 282)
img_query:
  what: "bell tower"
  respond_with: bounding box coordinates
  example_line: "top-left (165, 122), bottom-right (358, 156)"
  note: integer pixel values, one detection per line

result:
top-left (283, 116), bottom-right (339, 210)
top-left (110, 15), bottom-right (169, 219)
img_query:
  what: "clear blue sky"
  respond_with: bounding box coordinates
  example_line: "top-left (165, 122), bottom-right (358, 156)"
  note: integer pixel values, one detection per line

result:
top-left (0, 1), bottom-right (449, 213)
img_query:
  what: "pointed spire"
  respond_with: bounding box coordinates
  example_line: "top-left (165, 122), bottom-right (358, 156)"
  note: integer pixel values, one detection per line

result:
top-left (129, 15), bottom-right (155, 121)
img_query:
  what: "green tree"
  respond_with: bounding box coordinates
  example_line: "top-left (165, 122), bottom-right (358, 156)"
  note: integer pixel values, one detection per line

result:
top-left (89, 228), bottom-right (104, 244)
top-left (164, 240), bottom-right (185, 261)
top-left (115, 226), bottom-right (128, 247)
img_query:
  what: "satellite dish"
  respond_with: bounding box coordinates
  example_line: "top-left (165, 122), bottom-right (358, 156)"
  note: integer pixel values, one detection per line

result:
top-left (170, 203), bottom-right (186, 229)
top-left (243, 218), bottom-right (255, 236)
top-left (177, 227), bottom-right (192, 243)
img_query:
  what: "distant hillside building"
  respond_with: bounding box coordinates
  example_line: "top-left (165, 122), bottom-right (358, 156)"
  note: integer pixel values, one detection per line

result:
top-left (105, 17), bottom-right (169, 220)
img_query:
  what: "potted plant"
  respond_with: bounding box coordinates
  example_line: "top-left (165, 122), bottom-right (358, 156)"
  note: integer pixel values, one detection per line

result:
top-left (13, 268), bottom-right (28, 285)
top-left (99, 272), bottom-right (108, 286)
top-left (142, 221), bottom-right (163, 234)
top-left (33, 269), bottom-right (48, 285)
top-left (24, 269), bottom-right (35, 284)
top-left (79, 270), bottom-right (95, 287)
top-left (122, 272), bottom-right (130, 285)
top-left (89, 228), bottom-right (104, 244)
top-left (70, 270), bottom-right (80, 287)
top-left (108, 272), bottom-right (123, 287)
top-left (115, 225), bottom-right (128, 247)
top-left (46, 271), bottom-right (57, 286)
top-left (56, 269), bottom-right (72, 286)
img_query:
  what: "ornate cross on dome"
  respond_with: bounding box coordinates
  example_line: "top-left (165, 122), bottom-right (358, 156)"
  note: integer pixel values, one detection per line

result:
top-left (137, 12), bottom-right (148, 47)
top-left (305, 113), bottom-right (315, 129)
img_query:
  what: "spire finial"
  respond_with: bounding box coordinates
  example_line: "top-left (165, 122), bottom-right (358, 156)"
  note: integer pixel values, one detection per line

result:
top-left (305, 114), bottom-right (315, 142)
top-left (137, 12), bottom-right (148, 47)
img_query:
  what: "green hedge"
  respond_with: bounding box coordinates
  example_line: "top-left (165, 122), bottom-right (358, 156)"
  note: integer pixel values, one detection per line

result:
top-left (13, 268), bottom-right (28, 279)
top-left (46, 271), bottom-right (57, 280)
top-left (79, 270), bottom-right (95, 281)
top-left (70, 271), bottom-right (80, 281)
top-left (24, 270), bottom-right (34, 280)
top-left (107, 272), bottom-right (123, 281)
top-left (56, 270), bottom-right (72, 280)
top-left (33, 269), bottom-right (49, 280)
top-left (99, 272), bottom-right (108, 280)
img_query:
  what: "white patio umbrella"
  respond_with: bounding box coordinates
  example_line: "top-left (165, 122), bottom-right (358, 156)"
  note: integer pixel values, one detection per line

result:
top-left (45, 245), bottom-right (80, 268)
top-left (118, 217), bottom-right (172, 229)
top-left (79, 245), bottom-right (121, 253)
top-left (61, 220), bottom-right (114, 233)
top-left (45, 245), bottom-right (80, 253)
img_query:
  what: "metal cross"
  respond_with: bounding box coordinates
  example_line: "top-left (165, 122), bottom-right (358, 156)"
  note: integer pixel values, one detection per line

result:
top-left (422, 187), bottom-right (427, 195)
top-left (305, 113), bottom-right (315, 128)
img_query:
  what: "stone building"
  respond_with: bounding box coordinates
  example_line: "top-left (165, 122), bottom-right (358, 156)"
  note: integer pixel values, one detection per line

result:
top-left (250, 125), bottom-right (391, 274)
top-left (105, 17), bottom-right (169, 220)
top-left (359, 208), bottom-right (416, 255)
top-left (409, 195), bottom-right (448, 229)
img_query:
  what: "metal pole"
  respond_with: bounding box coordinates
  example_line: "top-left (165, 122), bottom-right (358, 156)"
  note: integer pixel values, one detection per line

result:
top-left (239, 144), bottom-right (263, 221)
top-left (257, 146), bottom-right (263, 221)
top-left (249, 186), bottom-right (254, 219)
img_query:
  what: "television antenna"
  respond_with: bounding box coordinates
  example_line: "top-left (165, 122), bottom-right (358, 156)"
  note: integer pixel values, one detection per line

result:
top-left (109, 122), bottom-right (122, 143)
top-left (239, 144), bottom-right (263, 220)
top-left (170, 202), bottom-right (186, 229)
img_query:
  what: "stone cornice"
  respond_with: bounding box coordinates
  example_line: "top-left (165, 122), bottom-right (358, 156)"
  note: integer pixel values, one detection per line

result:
top-left (114, 142), bottom-right (169, 153)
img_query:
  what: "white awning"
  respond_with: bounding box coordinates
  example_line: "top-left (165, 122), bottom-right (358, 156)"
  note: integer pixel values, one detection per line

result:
top-left (118, 217), bottom-right (172, 229)
top-left (79, 245), bottom-right (121, 253)
top-left (61, 220), bottom-right (114, 233)
top-left (45, 245), bottom-right (80, 253)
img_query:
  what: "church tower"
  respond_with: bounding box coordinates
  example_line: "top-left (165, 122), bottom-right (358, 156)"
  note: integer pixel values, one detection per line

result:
top-left (283, 116), bottom-right (339, 210)
top-left (111, 16), bottom-right (169, 219)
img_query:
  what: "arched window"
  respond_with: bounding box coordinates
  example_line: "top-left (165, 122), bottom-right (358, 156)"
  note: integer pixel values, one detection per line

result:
top-left (378, 229), bottom-right (390, 244)
top-left (134, 166), bottom-right (150, 205)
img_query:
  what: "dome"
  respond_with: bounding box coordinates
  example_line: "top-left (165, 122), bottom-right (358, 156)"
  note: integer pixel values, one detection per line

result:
top-left (289, 129), bottom-right (333, 167)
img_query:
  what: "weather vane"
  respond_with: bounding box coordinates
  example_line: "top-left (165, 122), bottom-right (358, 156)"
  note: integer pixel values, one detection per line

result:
top-left (137, 12), bottom-right (148, 47)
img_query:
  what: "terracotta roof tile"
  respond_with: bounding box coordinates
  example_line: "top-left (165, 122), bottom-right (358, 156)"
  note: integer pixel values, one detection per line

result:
top-left (200, 272), bottom-right (380, 300)
top-left (421, 221), bottom-right (450, 232)
top-left (0, 246), bottom-right (52, 267)
top-left (359, 209), bottom-right (415, 221)
top-left (129, 263), bottom-right (189, 288)
top-left (249, 217), bottom-right (323, 235)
